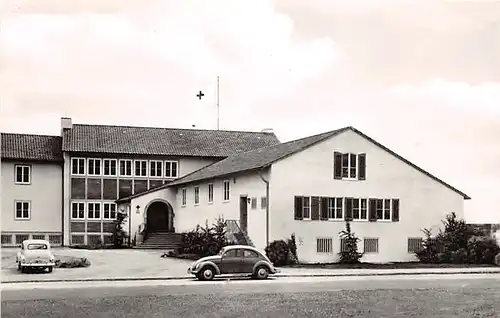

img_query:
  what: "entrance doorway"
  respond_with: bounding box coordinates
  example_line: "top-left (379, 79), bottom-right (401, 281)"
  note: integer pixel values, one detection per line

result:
top-left (146, 201), bottom-right (172, 233)
top-left (239, 196), bottom-right (248, 233)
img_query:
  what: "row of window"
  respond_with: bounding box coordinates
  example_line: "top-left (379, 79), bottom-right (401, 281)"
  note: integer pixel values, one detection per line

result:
top-left (181, 181), bottom-right (231, 206)
top-left (317, 237), bottom-right (423, 254)
top-left (71, 202), bottom-right (117, 220)
top-left (295, 196), bottom-right (400, 222)
top-left (334, 152), bottom-right (366, 181)
top-left (71, 158), bottom-right (179, 178)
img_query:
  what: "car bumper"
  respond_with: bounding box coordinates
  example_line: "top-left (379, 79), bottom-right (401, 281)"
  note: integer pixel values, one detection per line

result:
top-left (21, 262), bottom-right (55, 267)
top-left (187, 267), bottom-right (198, 275)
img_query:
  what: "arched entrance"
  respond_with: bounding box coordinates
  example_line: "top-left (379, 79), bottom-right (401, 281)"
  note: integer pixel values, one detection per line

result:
top-left (145, 201), bottom-right (173, 233)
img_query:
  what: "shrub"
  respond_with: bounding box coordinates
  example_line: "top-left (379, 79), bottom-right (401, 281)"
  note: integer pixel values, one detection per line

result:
top-left (112, 211), bottom-right (128, 248)
top-left (55, 256), bottom-right (91, 268)
top-left (287, 233), bottom-right (298, 264)
top-left (265, 240), bottom-right (290, 267)
top-left (176, 217), bottom-right (229, 257)
top-left (495, 253), bottom-right (500, 266)
top-left (338, 222), bottom-right (363, 264)
top-left (417, 212), bottom-right (500, 264)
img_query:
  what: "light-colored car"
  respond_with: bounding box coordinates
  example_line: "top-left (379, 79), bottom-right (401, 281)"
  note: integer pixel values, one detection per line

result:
top-left (16, 239), bottom-right (56, 273)
top-left (187, 245), bottom-right (279, 281)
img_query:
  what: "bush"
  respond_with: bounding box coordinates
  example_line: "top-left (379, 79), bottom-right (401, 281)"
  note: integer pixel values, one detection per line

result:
top-left (287, 233), bottom-right (298, 264)
top-left (55, 256), bottom-right (91, 268)
top-left (112, 211), bottom-right (128, 248)
top-left (495, 253), bottom-right (500, 266)
top-left (176, 216), bottom-right (229, 257)
top-left (265, 240), bottom-right (290, 266)
top-left (338, 222), bottom-right (363, 264)
top-left (416, 212), bottom-right (500, 265)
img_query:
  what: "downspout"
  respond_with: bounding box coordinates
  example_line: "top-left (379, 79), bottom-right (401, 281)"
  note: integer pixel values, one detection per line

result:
top-left (259, 166), bottom-right (270, 247)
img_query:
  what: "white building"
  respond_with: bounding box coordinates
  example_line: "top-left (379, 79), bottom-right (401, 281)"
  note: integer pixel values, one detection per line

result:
top-left (117, 126), bottom-right (470, 263)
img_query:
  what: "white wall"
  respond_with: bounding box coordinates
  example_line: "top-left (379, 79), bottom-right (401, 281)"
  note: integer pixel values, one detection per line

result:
top-left (173, 170), bottom-right (269, 252)
top-left (269, 129), bottom-right (466, 263)
top-left (1, 161), bottom-right (63, 232)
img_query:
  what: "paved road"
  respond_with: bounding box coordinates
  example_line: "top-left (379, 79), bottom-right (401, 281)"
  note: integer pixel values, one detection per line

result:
top-left (2, 274), bottom-right (500, 317)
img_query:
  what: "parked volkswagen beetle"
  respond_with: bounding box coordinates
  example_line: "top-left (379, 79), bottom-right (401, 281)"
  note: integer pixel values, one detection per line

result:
top-left (187, 245), bottom-right (279, 281)
top-left (16, 239), bottom-right (56, 273)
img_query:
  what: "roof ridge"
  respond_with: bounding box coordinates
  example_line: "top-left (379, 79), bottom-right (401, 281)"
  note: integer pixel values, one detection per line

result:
top-left (72, 123), bottom-right (276, 135)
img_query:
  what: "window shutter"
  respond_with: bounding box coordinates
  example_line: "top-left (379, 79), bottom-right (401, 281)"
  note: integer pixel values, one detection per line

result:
top-left (358, 153), bottom-right (366, 180)
top-left (333, 152), bottom-right (342, 179)
top-left (311, 196), bottom-right (320, 220)
top-left (320, 197), bottom-right (328, 220)
top-left (294, 196), bottom-right (303, 220)
top-left (369, 199), bottom-right (377, 222)
top-left (392, 199), bottom-right (400, 222)
top-left (344, 198), bottom-right (353, 221)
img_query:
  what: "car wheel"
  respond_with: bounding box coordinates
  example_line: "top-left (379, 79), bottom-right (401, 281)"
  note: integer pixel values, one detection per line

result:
top-left (47, 266), bottom-right (53, 273)
top-left (199, 266), bottom-right (215, 281)
top-left (254, 266), bottom-right (269, 280)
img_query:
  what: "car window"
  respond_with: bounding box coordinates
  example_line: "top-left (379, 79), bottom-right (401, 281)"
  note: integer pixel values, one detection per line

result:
top-left (224, 249), bottom-right (243, 257)
top-left (27, 243), bottom-right (48, 250)
top-left (243, 249), bottom-right (259, 258)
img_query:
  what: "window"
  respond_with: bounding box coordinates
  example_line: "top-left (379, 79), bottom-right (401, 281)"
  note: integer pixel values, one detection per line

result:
top-left (103, 203), bottom-right (117, 220)
top-left (340, 238), bottom-right (348, 253)
top-left (165, 161), bottom-right (178, 178)
top-left (375, 199), bottom-right (391, 220)
top-left (223, 180), bottom-right (230, 201)
top-left (181, 188), bottom-right (187, 206)
top-left (150, 160), bottom-right (163, 177)
top-left (194, 186), bottom-right (200, 205)
top-left (15, 201), bottom-right (30, 220)
top-left (87, 203), bottom-right (101, 219)
top-left (87, 159), bottom-right (101, 175)
top-left (103, 159), bottom-right (117, 176)
top-left (71, 158), bottom-right (85, 175)
top-left (317, 238), bottom-right (333, 253)
top-left (224, 249), bottom-right (243, 257)
top-left (334, 152), bottom-right (366, 180)
top-left (352, 198), bottom-right (368, 220)
top-left (408, 238), bottom-right (423, 253)
top-left (261, 196), bottom-right (267, 209)
top-left (71, 202), bottom-right (85, 219)
top-left (364, 238), bottom-right (379, 253)
top-left (15, 165), bottom-right (31, 184)
top-left (134, 160), bottom-right (148, 177)
top-left (243, 249), bottom-right (259, 258)
top-left (302, 196), bottom-right (311, 219)
top-left (250, 197), bottom-right (257, 209)
top-left (327, 197), bottom-right (343, 219)
top-left (208, 184), bottom-right (214, 203)
top-left (119, 159), bottom-right (132, 176)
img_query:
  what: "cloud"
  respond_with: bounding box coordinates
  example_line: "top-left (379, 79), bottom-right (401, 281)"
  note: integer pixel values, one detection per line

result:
top-left (0, 0), bottom-right (339, 132)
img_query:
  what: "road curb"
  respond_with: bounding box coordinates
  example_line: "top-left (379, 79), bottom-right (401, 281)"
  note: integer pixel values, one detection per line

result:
top-left (2, 270), bottom-right (499, 284)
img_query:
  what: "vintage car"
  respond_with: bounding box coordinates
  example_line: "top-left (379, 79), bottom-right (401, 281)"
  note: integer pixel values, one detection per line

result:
top-left (16, 239), bottom-right (56, 273)
top-left (187, 245), bottom-right (279, 281)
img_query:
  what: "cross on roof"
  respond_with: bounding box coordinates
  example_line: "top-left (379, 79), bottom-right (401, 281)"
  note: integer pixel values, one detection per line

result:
top-left (196, 91), bottom-right (204, 100)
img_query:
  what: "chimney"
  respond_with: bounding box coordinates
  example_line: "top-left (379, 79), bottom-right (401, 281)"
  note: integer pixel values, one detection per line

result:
top-left (261, 128), bottom-right (274, 134)
top-left (61, 117), bottom-right (72, 135)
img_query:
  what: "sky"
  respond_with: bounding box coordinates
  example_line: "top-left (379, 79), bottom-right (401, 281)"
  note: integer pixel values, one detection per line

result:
top-left (1, 0), bottom-right (499, 222)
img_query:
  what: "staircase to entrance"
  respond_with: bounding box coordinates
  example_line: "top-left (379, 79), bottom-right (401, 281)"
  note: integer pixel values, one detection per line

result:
top-left (135, 232), bottom-right (183, 250)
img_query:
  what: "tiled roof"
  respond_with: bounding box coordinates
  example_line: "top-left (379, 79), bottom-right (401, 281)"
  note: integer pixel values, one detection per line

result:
top-left (1, 133), bottom-right (63, 162)
top-left (119, 126), bottom-right (471, 201)
top-left (167, 128), bottom-right (347, 186)
top-left (62, 124), bottom-right (280, 157)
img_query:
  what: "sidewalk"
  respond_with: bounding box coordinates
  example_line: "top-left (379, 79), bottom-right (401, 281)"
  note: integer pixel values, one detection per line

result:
top-left (2, 248), bottom-right (499, 284)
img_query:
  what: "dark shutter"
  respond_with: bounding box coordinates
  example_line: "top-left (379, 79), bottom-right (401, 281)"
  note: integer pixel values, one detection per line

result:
top-left (392, 199), bottom-right (400, 222)
top-left (369, 199), bottom-right (377, 222)
top-left (358, 153), bottom-right (366, 180)
top-left (334, 152), bottom-right (342, 179)
top-left (294, 196), bottom-right (303, 220)
top-left (311, 196), bottom-right (320, 220)
top-left (320, 197), bottom-right (328, 220)
top-left (345, 198), bottom-right (353, 221)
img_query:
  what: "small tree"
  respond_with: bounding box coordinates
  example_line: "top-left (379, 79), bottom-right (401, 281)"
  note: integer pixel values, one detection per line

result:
top-left (338, 222), bottom-right (363, 264)
top-left (112, 211), bottom-right (127, 248)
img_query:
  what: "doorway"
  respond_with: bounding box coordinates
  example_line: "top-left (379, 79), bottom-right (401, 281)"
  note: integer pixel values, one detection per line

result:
top-left (239, 196), bottom-right (248, 234)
